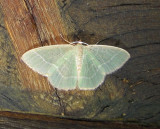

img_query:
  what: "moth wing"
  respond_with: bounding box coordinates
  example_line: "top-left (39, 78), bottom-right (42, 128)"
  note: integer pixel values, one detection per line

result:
top-left (21, 45), bottom-right (78, 90)
top-left (78, 45), bottom-right (130, 89)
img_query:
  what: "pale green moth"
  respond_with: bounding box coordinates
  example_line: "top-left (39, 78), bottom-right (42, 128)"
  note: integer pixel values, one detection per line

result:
top-left (21, 41), bottom-right (130, 90)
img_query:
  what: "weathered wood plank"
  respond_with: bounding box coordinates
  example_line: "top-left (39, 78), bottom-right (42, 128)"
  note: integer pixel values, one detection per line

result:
top-left (1, 0), bottom-right (67, 92)
top-left (0, 0), bottom-right (160, 128)
top-left (0, 111), bottom-right (159, 129)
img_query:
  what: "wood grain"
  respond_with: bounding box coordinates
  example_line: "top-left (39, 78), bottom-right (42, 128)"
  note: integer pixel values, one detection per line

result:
top-left (0, 111), bottom-right (159, 129)
top-left (0, 0), bottom-right (160, 128)
top-left (1, 0), bottom-right (67, 92)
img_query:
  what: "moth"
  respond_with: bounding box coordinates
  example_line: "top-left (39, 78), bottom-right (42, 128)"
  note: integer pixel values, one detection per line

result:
top-left (21, 40), bottom-right (130, 90)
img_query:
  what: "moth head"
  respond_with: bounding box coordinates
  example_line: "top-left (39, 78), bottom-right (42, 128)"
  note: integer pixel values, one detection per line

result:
top-left (70, 41), bottom-right (88, 46)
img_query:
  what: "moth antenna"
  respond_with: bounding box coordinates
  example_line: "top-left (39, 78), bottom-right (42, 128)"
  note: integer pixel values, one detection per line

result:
top-left (60, 34), bottom-right (72, 44)
top-left (95, 41), bottom-right (101, 45)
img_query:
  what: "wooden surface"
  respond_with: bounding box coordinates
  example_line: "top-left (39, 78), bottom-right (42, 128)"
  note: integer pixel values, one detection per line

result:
top-left (0, 0), bottom-right (160, 128)
top-left (1, 0), bottom-right (67, 92)
top-left (0, 111), bottom-right (159, 129)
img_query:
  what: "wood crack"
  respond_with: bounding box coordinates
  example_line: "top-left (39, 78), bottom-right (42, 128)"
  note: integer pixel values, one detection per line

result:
top-left (24, 0), bottom-right (43, 46)
top-left (107, 3), bottom-right (152, 8)
top-left (0, 93), bottom-right (24, 110)
top-left (55, 88), bottom-right (65, 115)
top-left (129, 42), bottom-right (160, 49)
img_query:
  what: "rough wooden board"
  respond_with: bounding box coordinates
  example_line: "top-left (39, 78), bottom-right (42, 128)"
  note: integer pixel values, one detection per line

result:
top-left (0, 111), bottom-right (159, 129)
top-left (0, 0), bottom-right (160, 127)
top-left (0, 0), bottom-right (67, 92)
top-left (0, 6), bottom-right (20, 88)
top-left (57, 0), bottom-right (160, 123)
